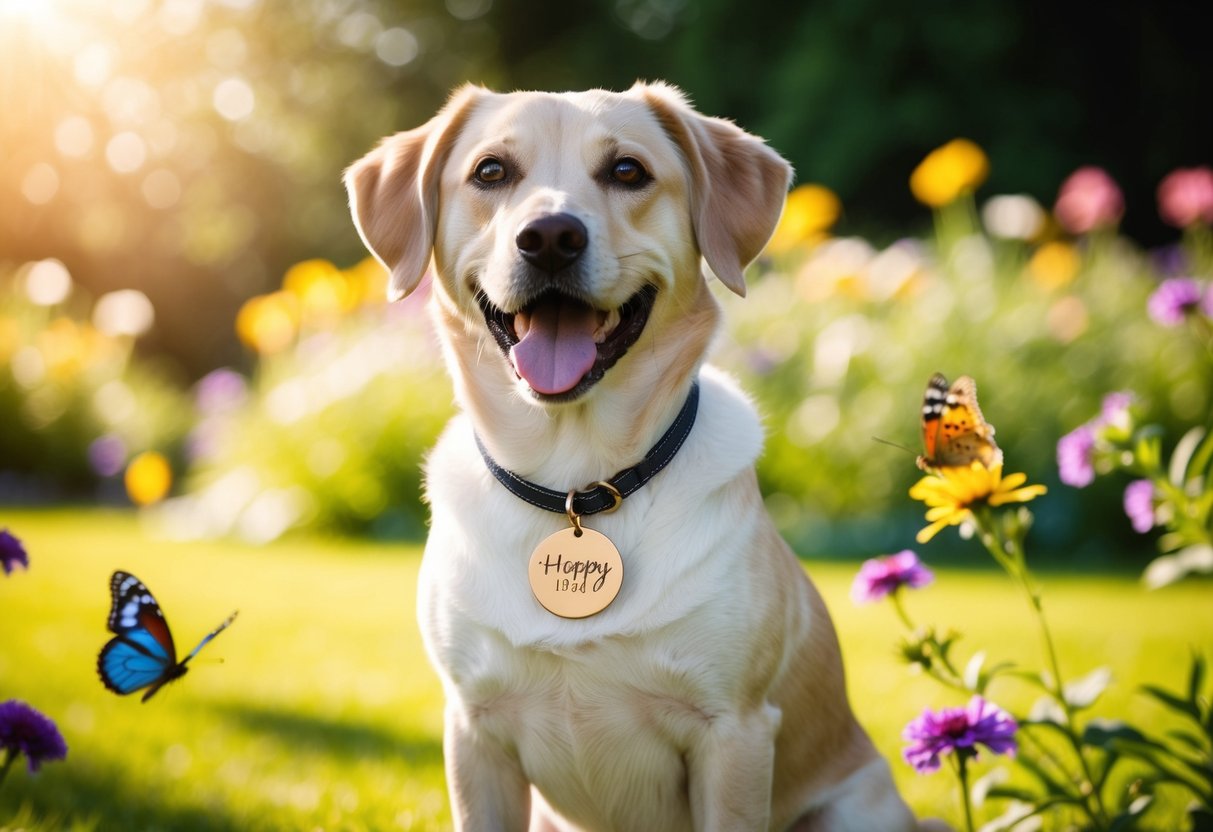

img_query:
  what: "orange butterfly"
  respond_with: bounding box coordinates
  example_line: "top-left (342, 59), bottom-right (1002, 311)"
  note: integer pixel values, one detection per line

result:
top-left (916, 373), bottom-right (1002, 471)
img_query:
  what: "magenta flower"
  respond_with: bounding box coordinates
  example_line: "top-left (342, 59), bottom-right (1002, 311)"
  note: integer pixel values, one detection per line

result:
top-left (1148, 277), bottom-right (1208, 326)
top-left (1054, 166), bottom-right (1124, 235)
top-left (851, 550), bottom-right (934, 604)
top-left (903, 696), bottom-right (1018, 774)
top-left (0, 700), bottom-right (67, 774)
top-left (0, 530), bottom-right (28, 575)
top-left (1057, 424), bottom-right (1097, 488)
top-left (1123, 479), bottom-right (1156, 534)
top-left (1157, 166), bottom-right (1213, 228)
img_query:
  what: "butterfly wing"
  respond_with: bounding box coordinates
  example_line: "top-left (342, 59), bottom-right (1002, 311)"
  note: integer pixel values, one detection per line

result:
top-left (918, 373), bottom-right (1002, 469)
top-left (98, 571), bottom-right (180, 701)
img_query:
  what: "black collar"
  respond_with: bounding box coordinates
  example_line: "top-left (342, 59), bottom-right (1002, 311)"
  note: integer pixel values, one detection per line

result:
top-left (474, 383), bottom-right (700, 518)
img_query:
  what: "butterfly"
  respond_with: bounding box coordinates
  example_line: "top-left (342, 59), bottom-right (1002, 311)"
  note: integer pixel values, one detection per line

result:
top-left (97, 571), bottom-right (238, 703)
top-left (916, 372), bottom-right (1002, 471)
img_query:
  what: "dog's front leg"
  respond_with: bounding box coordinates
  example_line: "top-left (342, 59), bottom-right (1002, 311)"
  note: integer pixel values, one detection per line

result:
top-left (686, 704), bottom-right (780, 831)
top-left (444, 703), bottom-right (531, 832)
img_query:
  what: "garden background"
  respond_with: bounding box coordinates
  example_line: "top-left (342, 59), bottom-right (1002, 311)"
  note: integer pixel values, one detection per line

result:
top-left (2, 1), bottom-right (1211, 830)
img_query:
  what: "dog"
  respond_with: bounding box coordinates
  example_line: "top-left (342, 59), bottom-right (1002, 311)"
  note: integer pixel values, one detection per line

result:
top-left (346, 82), bottom-right (930, 831)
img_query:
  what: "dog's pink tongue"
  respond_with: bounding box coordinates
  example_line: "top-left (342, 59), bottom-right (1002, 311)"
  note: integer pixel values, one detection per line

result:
top-left (510, 299), bottom-right (598, 395)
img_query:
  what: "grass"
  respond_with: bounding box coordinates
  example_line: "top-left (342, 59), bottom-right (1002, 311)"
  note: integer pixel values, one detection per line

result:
top-left (1, 508), bottom-right (1209, 830)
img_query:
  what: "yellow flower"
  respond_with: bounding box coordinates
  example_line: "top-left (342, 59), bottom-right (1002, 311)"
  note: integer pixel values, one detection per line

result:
top-left (1027, 241), bottom-right (1080, 290)
top-left (910, 462), bottom-right (1047, 543)
top-left (125, 451), bottom-right (172, 506)
top-left (910, 139), bottom-right (989, 208)
top-left (766, 184), bottom-right (842, 254)
top-left (236, 291), bottom-right (298, 354)
top-left (343, 257), bottom-right (389, 307)
top-left (283, 259), bottom-right (353, 326)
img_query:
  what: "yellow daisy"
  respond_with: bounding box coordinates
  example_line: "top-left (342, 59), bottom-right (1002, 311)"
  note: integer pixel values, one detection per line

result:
top-left (910, 462), bottom-right (1047, 543)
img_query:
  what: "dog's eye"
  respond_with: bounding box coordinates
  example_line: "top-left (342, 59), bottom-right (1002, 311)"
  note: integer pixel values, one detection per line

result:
top-left (473, 158), bottom-right (507, 185)
top-left (609, 158), bottom-right (649, 188)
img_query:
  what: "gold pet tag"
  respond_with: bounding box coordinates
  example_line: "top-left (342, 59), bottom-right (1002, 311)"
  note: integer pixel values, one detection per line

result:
top-left (527, 484), bottom-right (624, 619)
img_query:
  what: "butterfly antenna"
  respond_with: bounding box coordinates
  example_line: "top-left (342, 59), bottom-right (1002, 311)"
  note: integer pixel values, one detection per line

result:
top-left (872, 435), bottom-right (916, 456)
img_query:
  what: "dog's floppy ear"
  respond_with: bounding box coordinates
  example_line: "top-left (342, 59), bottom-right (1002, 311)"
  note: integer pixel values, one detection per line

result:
top-left (638, 82), bottom-right (792, 297)
top-left (344, 85), bottom-right (482, 300)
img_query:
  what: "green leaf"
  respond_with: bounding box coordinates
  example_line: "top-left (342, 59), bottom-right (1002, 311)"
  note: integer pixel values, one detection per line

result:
top-left (1014, 750), bottom-right (1080, 798)
top-left (1165, 728), bottom-right (1210, 756)
top-left (1142, 684), bottom-right (1202, 721)
top-left (1170, 427), bottom-right (1208, 488)
top-left (1181, 425), bottom-right (1213, 484)
top-left (1192, 654), bottom-right (1209, 704)
top-left (1112, 738), bottom-right (1212, 796)
top-left (1107, 795), bottom-right (1154, 832)
top-left (1083, 720), bottom-right (1147, 750)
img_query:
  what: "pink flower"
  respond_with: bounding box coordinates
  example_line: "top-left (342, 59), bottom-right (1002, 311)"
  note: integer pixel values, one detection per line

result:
top-left (1057, 424), bottom-right (1097, 488)
top-left (851, 550), bottom-right (934, 604)
top-left (1123, 479), bottom-right (1156, 534)
top-left (1054, 166), bottom-right (1124, 235)
top-left (1157, 166), bottom-right (1213, 228)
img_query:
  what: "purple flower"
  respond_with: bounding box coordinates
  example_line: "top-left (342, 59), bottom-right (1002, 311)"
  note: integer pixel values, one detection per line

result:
top-left (194, 368), bottom-right (248, 416)
top-left (1123, 479), bottom-right (1156, 534)
top-left (0, 700), bottom-right (67, 773)
top-left (1057, 424), bottom-right (1097, 488)
top-left (88, 434), bottom-right (127, 478)
top-left (1148, 277), bottom-right (1207, 327)
top-left (851, 550), bottom-right (934, 604)
top-left (0, 530), bottom-right (28, 575)
top-left (902, 695), bottom-right (1017, 774)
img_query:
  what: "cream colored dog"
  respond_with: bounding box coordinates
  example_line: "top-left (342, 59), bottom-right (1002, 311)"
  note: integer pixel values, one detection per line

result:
top-left (346, 83), bottom-right (928, 831)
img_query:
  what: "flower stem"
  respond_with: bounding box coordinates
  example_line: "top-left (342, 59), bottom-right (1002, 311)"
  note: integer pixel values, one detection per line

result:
top-left (890, 590), bottom-right (915, 630)
top-left (973, 505), bottom-right (1110, 825)
top-left (0, 747), bottom-right (15, 792)
top-left (955, 752), bottom-right (976, 832)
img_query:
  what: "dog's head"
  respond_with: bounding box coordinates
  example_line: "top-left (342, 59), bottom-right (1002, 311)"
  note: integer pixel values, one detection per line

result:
top-left (345, 83), bottom-right (791, 405)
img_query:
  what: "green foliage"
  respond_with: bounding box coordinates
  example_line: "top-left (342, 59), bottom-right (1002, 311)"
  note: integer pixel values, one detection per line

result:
top-left (0, 264), bottom-right (190, 500)
top-left (167, 286), bottom-right (453, 541)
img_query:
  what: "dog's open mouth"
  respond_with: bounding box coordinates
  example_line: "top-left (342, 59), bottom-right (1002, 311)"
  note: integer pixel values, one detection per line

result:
top-left (477, 285), bottom-right (657, 400)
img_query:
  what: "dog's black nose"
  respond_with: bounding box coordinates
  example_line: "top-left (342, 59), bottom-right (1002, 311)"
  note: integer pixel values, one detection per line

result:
top-left (516, 213), bottom-right (588, 274)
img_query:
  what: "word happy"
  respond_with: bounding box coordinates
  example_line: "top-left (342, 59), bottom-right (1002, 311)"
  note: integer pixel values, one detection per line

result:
top-left (538, 552), bottom-right (613, 593)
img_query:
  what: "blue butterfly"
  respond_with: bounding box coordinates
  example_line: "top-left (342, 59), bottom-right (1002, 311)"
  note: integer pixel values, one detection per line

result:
top-left (97, 571), bottom-right (237, 702)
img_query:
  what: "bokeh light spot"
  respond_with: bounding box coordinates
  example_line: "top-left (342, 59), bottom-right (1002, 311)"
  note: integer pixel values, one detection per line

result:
top-left (93, 289), bottom-right (155, 337)
top-left (74, 43), bottom-right (114, 88)
top-left (54, 116), bottom-right (95, 157)
top-left (24, 259), bottom-right (73, 306)
top-left (21, 162), bottom-right (60, 205)
top-left (105, 131), bottom-right (148, 173)
top-left (375, 27), bottom-right (419, 66)
top-left (213, 76), bottom-right (255, 121)
top-left (141, 169), bottom-right (182, 209)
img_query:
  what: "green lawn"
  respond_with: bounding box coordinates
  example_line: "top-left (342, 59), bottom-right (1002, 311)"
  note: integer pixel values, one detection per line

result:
top-left (1, 509), bottom-right (1209, 831)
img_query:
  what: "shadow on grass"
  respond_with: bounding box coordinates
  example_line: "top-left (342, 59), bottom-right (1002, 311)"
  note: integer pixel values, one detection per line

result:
top-left (0, 760), bottom-right (239, 832)
top-left (210, 701), bottom-right (443, 767)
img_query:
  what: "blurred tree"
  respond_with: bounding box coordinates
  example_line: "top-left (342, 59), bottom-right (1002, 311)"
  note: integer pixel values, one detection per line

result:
top-left (0, 0), bottom-right (1208, 377)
